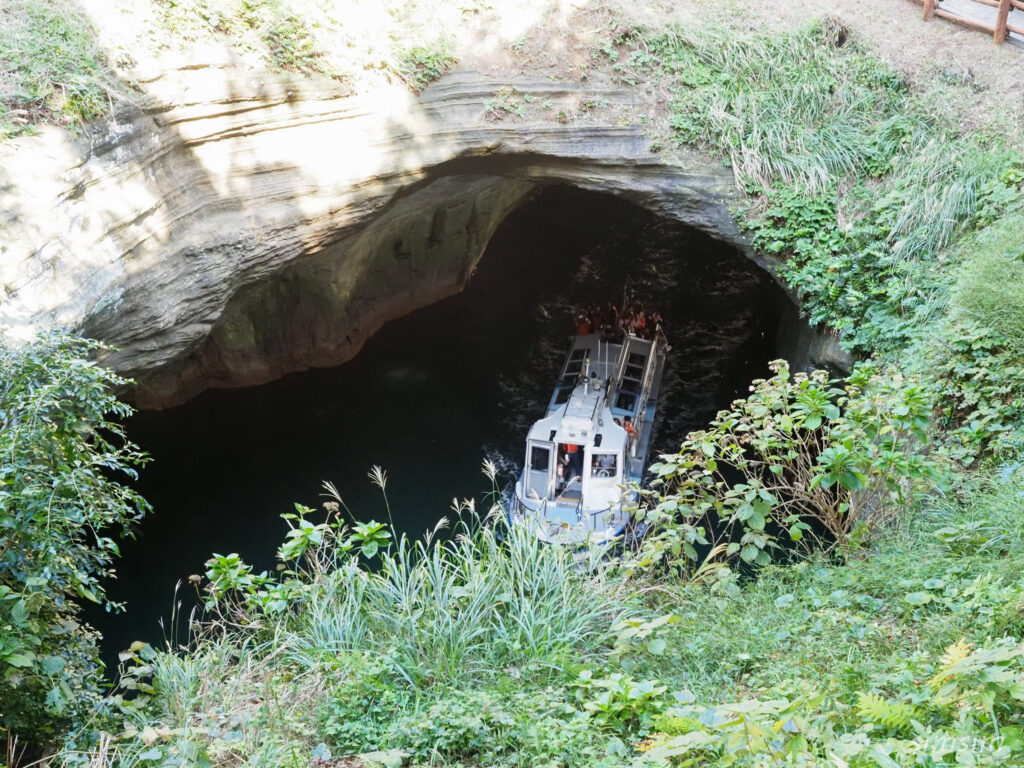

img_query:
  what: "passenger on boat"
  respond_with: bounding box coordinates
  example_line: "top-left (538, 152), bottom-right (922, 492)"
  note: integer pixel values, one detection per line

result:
top-left (556, 453), bottom-right (570, 493)
top-left (577, 312), bottom-right (591, 335)
top-left (646, 310), bottom-right (664, 338)
top-left (624, 416), bottom-right (638, 441)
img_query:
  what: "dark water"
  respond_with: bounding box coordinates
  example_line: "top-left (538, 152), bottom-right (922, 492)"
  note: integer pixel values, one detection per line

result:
top-left (89, 186), bottom-right (793, 667)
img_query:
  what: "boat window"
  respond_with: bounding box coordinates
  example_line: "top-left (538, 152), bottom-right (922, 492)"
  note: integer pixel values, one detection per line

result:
top-left (570, 349), bottom-right (588, 361)
top-left (530, 446), bottom-right (550, 471)
top-left (624, 364), bottom-right (644, 379)
top-left (628, 353), bottom-right (646, 365)
top-left (621, 379), bottom-right (641, 394)
top-left (591, 453), bottom-right (618, 477)
top-left (552, 385), bottom-right (572, 405)
top-left (615, 392), bottom-right (637, 411)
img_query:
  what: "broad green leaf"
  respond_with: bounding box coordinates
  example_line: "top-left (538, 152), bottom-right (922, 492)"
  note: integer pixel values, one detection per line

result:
top-left (903, 591), bottom-right (933, 606)
top-left (4, 651), bottom-right (35, 668)
top-left (41, 655), bottom-right (65, 675)
top-left (10, 599), bottom-right (29, 627)
top-left (44, 686), bottom-right (65, 712)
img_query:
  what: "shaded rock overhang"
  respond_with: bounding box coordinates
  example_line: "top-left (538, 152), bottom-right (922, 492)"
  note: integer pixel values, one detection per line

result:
top-left (0, 62), bottom-right (824, 409)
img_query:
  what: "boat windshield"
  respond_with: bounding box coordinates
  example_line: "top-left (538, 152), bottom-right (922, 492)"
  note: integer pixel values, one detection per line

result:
top-left (591, 453), bottom-right (618, 478)
top-left (525, 442), bottom-right (553, 499)
top-left (530, 445), bottom-right (550, 471)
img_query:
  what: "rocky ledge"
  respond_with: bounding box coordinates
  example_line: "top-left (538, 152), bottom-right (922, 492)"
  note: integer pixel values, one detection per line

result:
top-left (0, 59), bottom-right (826, 408)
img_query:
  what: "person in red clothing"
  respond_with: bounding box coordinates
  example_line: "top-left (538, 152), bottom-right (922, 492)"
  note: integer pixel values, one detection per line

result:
top-left (624, 417), bottom-right (638, 441)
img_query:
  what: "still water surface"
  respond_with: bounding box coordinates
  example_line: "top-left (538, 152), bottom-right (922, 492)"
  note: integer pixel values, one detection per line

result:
top-left (92, 186), bottom-right (791, 664)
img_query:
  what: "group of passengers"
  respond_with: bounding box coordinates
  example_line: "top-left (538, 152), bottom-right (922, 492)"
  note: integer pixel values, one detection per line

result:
top-left (575, 300), bottom-right (664, 341)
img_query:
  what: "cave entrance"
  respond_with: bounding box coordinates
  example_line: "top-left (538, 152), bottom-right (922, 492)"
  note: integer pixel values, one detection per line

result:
top-left (90, 184), bottom-right (798, 664)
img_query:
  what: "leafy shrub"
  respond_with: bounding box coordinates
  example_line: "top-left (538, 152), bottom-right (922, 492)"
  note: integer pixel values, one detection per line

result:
top-left (390, 689), bottom-right (516, 762)
top-left (635, 360), bottom-right (932, 576)
top-left (0, 332), bottom-right (149, 748)
top-left (573, 670), bottom-right (668, 734)
top-left (396, 40), bottom-right (457, 93)
top-left (262, 14), bottom-right (334, 77)
top-left (317, 653), bottom-right (409, 753)
top-left (747, 183), bottom-right (914, 352)
top-left (928, 320), bottom-right (1024, 464)
top-left (745, 148), bottom-right (1022, 356)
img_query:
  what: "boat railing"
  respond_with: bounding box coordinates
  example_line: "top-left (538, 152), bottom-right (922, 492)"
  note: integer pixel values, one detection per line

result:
top-left (606, 337), bottom-right (632, 408)
top-left (510, 489), bottom-right (584, 522)
top-left (632, 328), bottom-right (665, 435)
top-left (512, 491), bottom-right (627, 535)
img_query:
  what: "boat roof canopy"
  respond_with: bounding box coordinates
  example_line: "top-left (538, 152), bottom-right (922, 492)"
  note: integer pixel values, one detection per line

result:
top-left (527, 382), bottom-right (627, 453)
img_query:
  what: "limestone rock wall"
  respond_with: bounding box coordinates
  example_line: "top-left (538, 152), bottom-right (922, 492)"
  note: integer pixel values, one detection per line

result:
top-left (0, 59), bottom-right (826, 408)
top-left (140, 175), bottom-right (535, 405)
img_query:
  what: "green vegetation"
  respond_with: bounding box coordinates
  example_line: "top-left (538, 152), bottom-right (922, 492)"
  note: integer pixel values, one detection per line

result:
top-left (0, 0), bottom-right (117, 139)
top-left (5, 10), bottom-right (1024, 768)
top-left (952, 208), bottom-right (1024, 356)
top-left (45, 469), bottom-right (1024, 767)
top-left (93, 503), bottom-right (630, 767)
top-left (607, 19), bottom-right (1024, 356)
top-left (396, 40), bottom-right (457, 93)
top-left (149, 0), bottom-right (465, 90)
top-left (153, 0), bottom-right (344, 81)
top-left (0, 333), bottom-right (149, 754)
top-left (0, 0), bottom-right (469, 141)
top-left (635, 360), bottom-right (933, 575)
top-left (484, 87), bottom-right (527, 121)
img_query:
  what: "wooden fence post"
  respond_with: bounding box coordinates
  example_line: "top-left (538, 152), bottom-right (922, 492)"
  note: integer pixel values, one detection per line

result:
top-left (924, 0), bottom-right (938, 20)
top-left (995, 0), bottom-right (1012, 42)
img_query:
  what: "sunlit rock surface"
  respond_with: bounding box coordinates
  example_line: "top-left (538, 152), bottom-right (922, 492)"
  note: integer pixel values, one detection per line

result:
top-left (0, 61), bottom-right (817, 407)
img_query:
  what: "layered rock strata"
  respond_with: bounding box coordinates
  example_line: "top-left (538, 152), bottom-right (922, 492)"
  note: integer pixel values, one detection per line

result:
top-left (0, 59), bottom-right (828, 407)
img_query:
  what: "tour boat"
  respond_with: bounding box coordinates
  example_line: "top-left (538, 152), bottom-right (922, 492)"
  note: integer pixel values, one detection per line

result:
top-left (507, 326), bottom-right (668, 546)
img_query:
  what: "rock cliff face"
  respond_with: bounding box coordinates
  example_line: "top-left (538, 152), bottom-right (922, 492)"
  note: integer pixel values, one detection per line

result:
top-left (0, 59), bottom-right (825, 408)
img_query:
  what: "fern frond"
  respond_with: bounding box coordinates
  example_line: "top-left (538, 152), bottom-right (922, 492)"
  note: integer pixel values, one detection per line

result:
top-left (939, 638), bottom-right (973, 669)
top-left (855, 692), bottom-right (918, 734)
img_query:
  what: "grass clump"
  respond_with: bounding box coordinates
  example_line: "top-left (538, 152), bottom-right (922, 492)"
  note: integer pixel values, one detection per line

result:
top-left (94, 503), bottom-right (631, 767)
top-left (652, 19), bottom-right (915, 190)
top-left (953, 207), bottom-right (1024, 356)
top-left (0, 0), bottom-right (117, 139)
top-left (627, 18), bottom-right (1024, 355)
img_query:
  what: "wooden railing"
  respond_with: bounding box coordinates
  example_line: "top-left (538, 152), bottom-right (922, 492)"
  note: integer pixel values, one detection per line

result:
top-left (921, 0), bottom-right (1024, 44)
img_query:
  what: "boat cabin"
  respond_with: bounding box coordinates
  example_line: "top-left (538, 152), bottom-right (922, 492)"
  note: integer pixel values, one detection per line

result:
top-left (510, 329), bottom-right (667, 545)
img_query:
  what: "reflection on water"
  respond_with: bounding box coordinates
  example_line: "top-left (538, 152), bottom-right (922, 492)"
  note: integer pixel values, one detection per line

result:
top-left (89, 185), bottom-right (792, 666)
